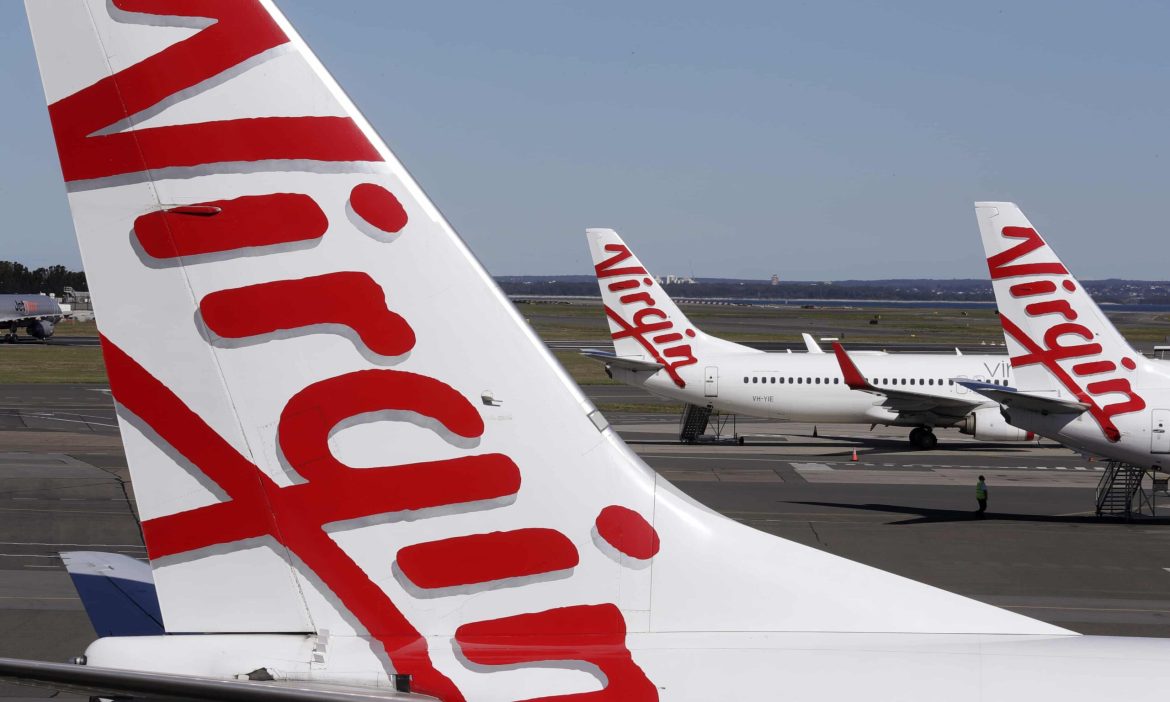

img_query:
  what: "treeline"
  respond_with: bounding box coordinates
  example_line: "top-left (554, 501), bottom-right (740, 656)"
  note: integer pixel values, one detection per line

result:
top-left (0, 262), bottom-right (87, 296)
top-left (499, 277), bottom-right (1170, 304)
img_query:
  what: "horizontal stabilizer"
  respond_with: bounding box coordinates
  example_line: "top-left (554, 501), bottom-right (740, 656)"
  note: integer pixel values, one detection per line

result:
top-left (61, 551), bottom-right (163, 637)
top-left (0, 658), bottom-right (429, 702)
top-left (957, 380), bottom-right (1089, 414)
top-left (580, 348), bottom-right (663, 372)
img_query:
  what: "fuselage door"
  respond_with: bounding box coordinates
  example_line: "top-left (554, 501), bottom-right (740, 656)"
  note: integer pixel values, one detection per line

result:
top-left (704, 366), bottom-right (718, 397)
top-left (1151, 409), bottom-right (1170, 454)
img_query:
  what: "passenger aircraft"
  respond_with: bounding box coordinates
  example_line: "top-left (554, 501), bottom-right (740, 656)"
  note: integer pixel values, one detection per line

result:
top-left (968, 202), bottom-right (1170, 471)
top-left (586, 229), bottom-right (1029, 449)
top-left (9, 1), bottom-right (1170, 700)
top-left (0, 293), bottom-right (63, 341)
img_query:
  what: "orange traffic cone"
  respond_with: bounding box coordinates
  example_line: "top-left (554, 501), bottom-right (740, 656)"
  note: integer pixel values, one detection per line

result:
top-left (851, 448), bottom-right (858, 462)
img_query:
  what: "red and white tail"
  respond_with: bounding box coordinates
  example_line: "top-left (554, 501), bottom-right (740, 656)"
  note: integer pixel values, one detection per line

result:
top-left (22, 2), bottom-right (1066, 699)
top-left (586, 228), bottom-right (753, 387)
top-left (975, 202), bottom-right (1146, 442)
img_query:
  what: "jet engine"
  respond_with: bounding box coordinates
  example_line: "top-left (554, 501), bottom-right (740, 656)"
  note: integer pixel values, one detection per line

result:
top-left (958, 407), bottom-right (1033, 441)
top-left (27, 320), bottom-right (54, 339)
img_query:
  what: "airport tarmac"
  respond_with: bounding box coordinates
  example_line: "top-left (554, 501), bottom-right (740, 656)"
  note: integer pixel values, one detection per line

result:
top-left (0, 382), bottom-right (1168, 684)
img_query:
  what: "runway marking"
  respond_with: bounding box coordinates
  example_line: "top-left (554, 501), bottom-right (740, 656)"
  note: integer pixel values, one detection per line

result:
top-left (792, 463), bottom-right (834, 473)
top-left (28, 414), bottom-right (119, 429)
top-left (1001, 604), bottom-right (1170, 615)
top-left (0, 595), bottom-right (78, 600)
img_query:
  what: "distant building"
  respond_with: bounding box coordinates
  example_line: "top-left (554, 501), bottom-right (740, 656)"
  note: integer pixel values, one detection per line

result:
top-left (656, 274), bottom-right (697, 285)
top-left (770, 274), bottom-right (780, 286)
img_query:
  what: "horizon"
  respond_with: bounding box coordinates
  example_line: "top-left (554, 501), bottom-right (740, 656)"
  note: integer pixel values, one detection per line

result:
top-left (2, 2), bottom-right (1169, 279)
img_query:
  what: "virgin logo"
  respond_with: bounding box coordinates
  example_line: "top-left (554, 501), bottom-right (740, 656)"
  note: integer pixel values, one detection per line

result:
top-left (990, 226), bottom-right (1145, 442)
top-left (56, 2), bottom-right (660, 701)
top-left (595, 243), bottom-right (698, 387)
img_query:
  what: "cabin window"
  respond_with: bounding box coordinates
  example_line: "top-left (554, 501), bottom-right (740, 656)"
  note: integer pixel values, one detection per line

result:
top-left (900, 379), bottom-right (906, 385)
top-left (909, 379), bottom-right (916, 385)
top-left (744, 377), bottom-right (749, 383)
top-left (815, 378), bottom-right (821, 384)
top-left (928, 379), bottom-right (934, 385)
top-left (770, 377), bottom-right (776, 384)
top-left (833, 378), bottom-right (839, 384)
top-left (788, 377), bottom-right (794, 384)
top-left (948, 380), bottom-right (954, 386)
top-left (797, 377), bottom-right (803, 384)
top-left (753, 377), bottom-right (758, 383)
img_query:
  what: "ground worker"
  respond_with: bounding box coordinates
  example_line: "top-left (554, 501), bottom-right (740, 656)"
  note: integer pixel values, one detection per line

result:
top-left (975, 475), bottom-right (988, 518)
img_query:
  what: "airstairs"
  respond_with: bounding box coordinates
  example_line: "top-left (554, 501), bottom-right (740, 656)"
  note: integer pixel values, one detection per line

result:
top-left (1095, 461), bottom-right (1154, 518)
top-left (677, 404), bottom-right (743, 444)
top-left (678, 404), bottom-right (713, 443)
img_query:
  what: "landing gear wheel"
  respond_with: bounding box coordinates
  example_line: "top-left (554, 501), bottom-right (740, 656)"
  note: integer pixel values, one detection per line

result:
top-left (908, 427), bottom-right (937, 450)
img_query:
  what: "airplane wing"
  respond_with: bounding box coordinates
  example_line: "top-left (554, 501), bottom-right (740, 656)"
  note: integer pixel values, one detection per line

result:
top-left (956, 380), bottom-right (1089, 415)
top-left (0, 658), bottom-right (428, 702)
top-left (580, 348), bottom-right (663, 372)
top-left (832, 342), bottom-right (983, 418)
top-left (802, 333), bottom-right (824, 353)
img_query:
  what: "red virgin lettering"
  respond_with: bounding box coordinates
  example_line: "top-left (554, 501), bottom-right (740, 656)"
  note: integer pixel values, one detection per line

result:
top-left (200, 272), bottom-right (415, 357)
top-left (994, 226), bottom-right (1146, 441)
top-left (595, 244), bottom-right (648, 279)
top-left (598, 243), bottom-right (698, 387)
top-left (49, 0), bottom-right (379, 182)
top-left (456, 604), bottom-right (658, 702)
top-left (134, 193), bottom-right (327, 258)
top-left (987, 227), bottom-right (1069, 280)
top-left (396, 529), bottom-right (579, 590)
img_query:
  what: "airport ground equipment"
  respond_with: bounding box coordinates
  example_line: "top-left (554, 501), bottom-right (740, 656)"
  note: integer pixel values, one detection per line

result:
top-left (1096, 462), bottom-right (1155, 518)
top-left (678, 404), bottom-right (712, 442)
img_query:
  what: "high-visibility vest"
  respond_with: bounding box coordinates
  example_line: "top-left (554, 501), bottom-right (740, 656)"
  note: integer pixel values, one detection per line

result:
top-left (976, 483), bottom-right (987, 499)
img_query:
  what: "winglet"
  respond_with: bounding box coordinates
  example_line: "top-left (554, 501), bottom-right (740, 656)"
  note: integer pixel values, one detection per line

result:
top-left (802, 333), bottom-right (824, 354)
top-left (832, 342), bottom-right (871, 390)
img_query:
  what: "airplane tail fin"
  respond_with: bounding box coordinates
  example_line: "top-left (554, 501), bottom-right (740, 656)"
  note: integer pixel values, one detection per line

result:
top-left (22, 2), bottom-right (1066, 697)
top-left (586, 229), bottom-right (754, 385)
top-left (974, 202), bottom-right (1146, 442)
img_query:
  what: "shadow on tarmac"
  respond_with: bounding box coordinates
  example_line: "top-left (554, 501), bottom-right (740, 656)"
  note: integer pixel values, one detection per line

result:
top-left (791, 501), bottom-right (1170, 526)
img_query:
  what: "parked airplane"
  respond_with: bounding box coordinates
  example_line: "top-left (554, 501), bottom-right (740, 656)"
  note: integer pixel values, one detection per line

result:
top-left (586, 228), bottom-right (1028, 449)
top-left (0, 294), bottom-right (63, 341)
top-left (11, 2), bottom-right (1170, 700)
top-left (968, 202), bottom-right (1170, 471)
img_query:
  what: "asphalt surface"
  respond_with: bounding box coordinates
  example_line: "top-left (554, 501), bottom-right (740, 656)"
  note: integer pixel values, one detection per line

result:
top-left (0, 382), bottom-right (1167, 697)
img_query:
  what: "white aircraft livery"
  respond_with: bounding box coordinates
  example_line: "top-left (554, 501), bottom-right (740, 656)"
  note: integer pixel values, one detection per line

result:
top-left (586, 228), bottom-right (1028, 449)
top-left (971, 202), bottom-right (1170, 470)
top-left (12, 2), bottom-right (1170, 700)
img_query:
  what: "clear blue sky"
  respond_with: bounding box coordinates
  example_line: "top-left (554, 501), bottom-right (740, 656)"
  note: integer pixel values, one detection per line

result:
top-left (2, 1), bottom-right (1168, 280)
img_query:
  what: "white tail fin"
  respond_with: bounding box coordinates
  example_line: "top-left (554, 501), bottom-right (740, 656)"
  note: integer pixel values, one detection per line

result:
top-left (802, 333), bottom-right (825, 353)
top-left (22, 3), bottom-right (1066, 698)
top-left (586, 228), bottom-right (754, 388)
top-left (975, 202), bottom-right (1146, 442)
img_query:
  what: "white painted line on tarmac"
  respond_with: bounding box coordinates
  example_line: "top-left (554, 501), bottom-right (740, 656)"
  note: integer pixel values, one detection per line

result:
top-left (792, 462), bottom-right (835, 473)
top-left (29, 414), bottom-right (118, 429)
